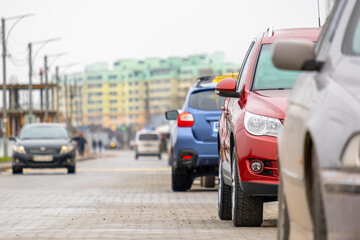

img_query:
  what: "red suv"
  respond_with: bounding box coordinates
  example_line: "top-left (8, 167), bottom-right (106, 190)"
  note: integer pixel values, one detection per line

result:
top-left (216, 28), bottom-right (320, 227)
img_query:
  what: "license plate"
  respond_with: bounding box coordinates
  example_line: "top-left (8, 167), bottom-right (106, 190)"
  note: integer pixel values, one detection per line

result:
top-left (33, 155), bottom-right (53, 162)
top-left (214, 122), bottom-right (219, 132)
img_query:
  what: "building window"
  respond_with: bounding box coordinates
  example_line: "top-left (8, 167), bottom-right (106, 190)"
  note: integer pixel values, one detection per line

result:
top-left (109, 92), bottom-right (117, 96)
top-left (109, 75), bottom-right (117, 80)
top-left (110, 108), bottom-right (117, 112)
top-left (109, 83), bottom-right (117, 87)
top-left (109, 99), bottom-right (118, 104)
top-left (110, 116), bottom-right (118, 120)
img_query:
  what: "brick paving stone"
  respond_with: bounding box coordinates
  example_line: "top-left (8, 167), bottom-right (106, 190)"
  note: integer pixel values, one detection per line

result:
top-left (0, 151), bottom-right (277, 239)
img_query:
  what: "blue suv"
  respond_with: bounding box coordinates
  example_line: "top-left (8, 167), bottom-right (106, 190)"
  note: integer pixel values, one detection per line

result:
top-left (165, 75), bottom-right (231, 191)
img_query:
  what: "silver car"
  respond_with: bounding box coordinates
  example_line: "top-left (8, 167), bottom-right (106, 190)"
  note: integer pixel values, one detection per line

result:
top-left (272, 1), bottom-right (360, 239)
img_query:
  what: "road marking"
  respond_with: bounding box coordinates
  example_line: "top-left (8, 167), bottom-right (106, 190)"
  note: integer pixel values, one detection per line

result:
top-left (4, 167), bottom-right (171, 173)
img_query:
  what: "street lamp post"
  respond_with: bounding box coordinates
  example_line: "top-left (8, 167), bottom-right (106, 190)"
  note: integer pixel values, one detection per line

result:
top-left (27, 37), bottom-right (60, 123)
top-left (1, 13), bottom-right (34, 157)
top-left (55, 63), bottom-right (79, 126)
top-left (43, 52), bottom-right (67, 122)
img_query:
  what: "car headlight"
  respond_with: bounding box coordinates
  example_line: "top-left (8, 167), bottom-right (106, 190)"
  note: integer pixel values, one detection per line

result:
top-left (13, 145), bottom-right (26, 154)
top-left (342, 134), bottom-right (360, 167)
top-left (244, 111), bottom-right (283, 137)
top-left (60, 145), bottom-right (74, 154)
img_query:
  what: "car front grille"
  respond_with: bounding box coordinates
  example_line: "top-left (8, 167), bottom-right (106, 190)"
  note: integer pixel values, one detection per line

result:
top-left (27, 148), bottom-right (60, 155)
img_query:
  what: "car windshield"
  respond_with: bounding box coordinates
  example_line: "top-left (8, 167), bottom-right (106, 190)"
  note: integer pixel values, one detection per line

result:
top-left (18, 125), bottom-right (69, 140)
top-left (139, 134), bottom-right (158, 140)
top-left (252, 44), bottom-right (302, 90)
top-left (189, 90), bottom-right (225, 111)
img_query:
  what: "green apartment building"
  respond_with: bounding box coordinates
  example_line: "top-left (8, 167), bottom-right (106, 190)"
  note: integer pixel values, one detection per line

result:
top-left (58, 52), bottom-right (239, 130)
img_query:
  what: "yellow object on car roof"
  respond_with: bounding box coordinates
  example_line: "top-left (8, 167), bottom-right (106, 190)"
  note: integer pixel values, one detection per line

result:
top-left (212, 73), bottom-right (238, 83)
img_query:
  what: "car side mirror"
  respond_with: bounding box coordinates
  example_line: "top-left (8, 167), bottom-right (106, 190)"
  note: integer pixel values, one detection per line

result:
top-left (272, 39), bottom-right (321, 71)
top-left (215, 78), bottom-right (241, 98)
top-left (165, 110), bottom-right (178, 120)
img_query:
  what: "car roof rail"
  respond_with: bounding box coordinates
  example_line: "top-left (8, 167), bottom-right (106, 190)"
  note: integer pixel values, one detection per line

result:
top-left (267, 26), bottom-right (274, 38)
top-left (195, 76), bottom-right (215, 87)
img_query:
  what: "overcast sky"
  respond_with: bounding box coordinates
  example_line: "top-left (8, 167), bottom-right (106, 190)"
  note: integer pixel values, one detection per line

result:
top-left (0, 0), bottom-right (328, 84)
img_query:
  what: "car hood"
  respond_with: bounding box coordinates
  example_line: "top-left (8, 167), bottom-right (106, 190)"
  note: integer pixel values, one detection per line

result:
top-left (16, 139), bottom-right (71, 148)
top-left (245, 90), bottom-right (291, 120)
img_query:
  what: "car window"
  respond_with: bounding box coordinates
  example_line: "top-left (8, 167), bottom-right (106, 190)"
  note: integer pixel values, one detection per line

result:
top-left (343, 1), bottom-right (360, 55)
top-left (236, 41), bottom-right (255, 92)
top-left (139, 134), bottom-right (159, 140)
top-left (252, 44), bottom-right (302, 90)
top-left (19, 125), bottom-right (69, 140)
top-left (315, 0), bottom-right (347, 61)
top-left (189, 90), bottom-right (225, 111)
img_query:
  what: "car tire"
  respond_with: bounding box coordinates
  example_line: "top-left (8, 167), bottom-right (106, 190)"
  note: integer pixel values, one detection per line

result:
top-left (231, 147), bottom-right (263, 227)
top-left (135, 154), bottom-right (139, 160)
top-left (277, 177), bottom-right (290, 240)
top-left (218, 159), bottom-right (232, 220)
top-left (310, 147), bottom-right (327, 239)
top-left (171, 166), bottom-right (192, 192)
top-left (203, 175), bottom-right (215, 188)
top-left (68, 165), bottom-right (76, 174)
top-left (12, 166), bottom-right (23, 174)
top-left (158, 154), bottom-right (161, 160)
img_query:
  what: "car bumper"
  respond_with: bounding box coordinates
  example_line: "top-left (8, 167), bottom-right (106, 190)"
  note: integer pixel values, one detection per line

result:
top-left (12, 151), bottom-right (76, 168)
top-left (236, 129), bottom-right (279, 186)
top-left (321, 168), bottom-right (360, 237)
top-left (174, 128), bottom-right (219, 169)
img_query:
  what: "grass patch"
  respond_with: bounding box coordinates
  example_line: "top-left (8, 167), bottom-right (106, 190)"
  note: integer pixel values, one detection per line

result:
top-left (0, 157), bottom-right (12, 162)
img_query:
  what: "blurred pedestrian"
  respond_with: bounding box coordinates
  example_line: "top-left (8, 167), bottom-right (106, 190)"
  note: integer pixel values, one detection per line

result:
top-left (92, 139), bottom-right (97, 153)
top-left (77, 132), bottom-right (87, 156)
top-left (98, 140), bottom-right (103, 153)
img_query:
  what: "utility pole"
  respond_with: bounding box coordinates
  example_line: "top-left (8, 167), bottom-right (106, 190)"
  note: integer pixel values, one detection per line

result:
top-left (28, 43), bottom-right (33, 120)
top-left (44, 55), bottom-right (49, 121)
top-left (64, 75), bottom-right (68, 127)
top-left (56, 66), bottom-right (60, 122)
top-left (1, 14), bottom-right (34, 157)
top-left (27, 37), bottom-right (60, 122)
top-left (40, 68), bottom-right (44, 110)
top-left (2, 18), bottom-right (8, 157)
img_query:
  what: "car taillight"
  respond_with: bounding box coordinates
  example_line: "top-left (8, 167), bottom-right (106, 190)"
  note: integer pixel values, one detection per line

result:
top-left (177, 112), bottom-right (194, 127)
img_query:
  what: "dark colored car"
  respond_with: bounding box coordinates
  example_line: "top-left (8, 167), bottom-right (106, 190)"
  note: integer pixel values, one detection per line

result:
top-left (273, 1), bottom-right (360, 238)
top-left (11, 123), bottom-right (77, 174)
top-left (165, 76), bottom-right (228, 191)
top-left (216, 28), bottom-right (320, 227)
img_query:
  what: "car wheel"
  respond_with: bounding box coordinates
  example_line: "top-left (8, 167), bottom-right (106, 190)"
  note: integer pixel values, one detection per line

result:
top-left (218, 159), bottom-right (232, 220)
top-left (171, 166), bottom-right (192, 192)
top-left (68, 165), bottom-right (76, 174)
top-left (231, 147), bottom-right (263, 227)
top-left (310, 147), bottom-right (327, 239)
top-left (12, 166), bottom-right (23, 174)
top-left (277, 177), bottom-right (290, 240)
top-left (158, 154), bottom-right (161, 160)
top-left (135, 154), bottom-right (139, 160)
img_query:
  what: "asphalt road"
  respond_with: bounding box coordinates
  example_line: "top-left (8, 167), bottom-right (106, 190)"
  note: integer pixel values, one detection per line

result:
top-left (0, 150), bottom-right (277, 239)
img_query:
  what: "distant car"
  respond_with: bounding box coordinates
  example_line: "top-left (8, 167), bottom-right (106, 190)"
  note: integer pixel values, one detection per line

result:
top-left (134, 130), bottom-right (161, 160)
top-left (216, 27), bottom-right (320, 227)
top-left (165, 74), bottom-right (237, 191)
top-left (105, 138), bottom-right (122, 150)
top-left (11, 123), bottom-right (77, 174)
top-left (273, 1), bottom-right (360, 239)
